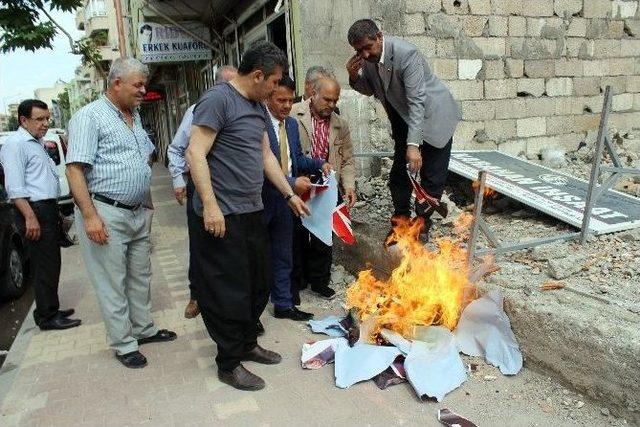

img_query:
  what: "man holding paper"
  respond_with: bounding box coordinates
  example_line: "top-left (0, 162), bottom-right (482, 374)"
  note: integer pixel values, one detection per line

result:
top-left (263, 74), bottom-right (331, 321)
top-left (292, 76), bottom-right (356, 300)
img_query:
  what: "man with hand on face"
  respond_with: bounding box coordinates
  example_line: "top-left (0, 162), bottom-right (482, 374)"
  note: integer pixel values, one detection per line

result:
top-left (0, 100), bottom-right (81, 330)
top-left (186, 41), bottom-right (310, 391)
top-left (346, 19), bottom-right (460, 242)
top-left (167, 64), bottom-right (238, 320)
top-left (292, 76), bottom-right (356, 301)
top-left (263, 74), bottom-right (332, 322)
top-left (67, 58), bottom-right (176, 370)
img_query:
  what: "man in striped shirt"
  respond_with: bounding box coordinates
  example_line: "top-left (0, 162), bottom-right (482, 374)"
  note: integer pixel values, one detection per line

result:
top-left (66, 58), bottom-right (176, 369)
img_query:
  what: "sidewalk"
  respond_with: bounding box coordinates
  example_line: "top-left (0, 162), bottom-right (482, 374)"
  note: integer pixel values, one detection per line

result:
top-left (0, 167), bottom-right (623, 426)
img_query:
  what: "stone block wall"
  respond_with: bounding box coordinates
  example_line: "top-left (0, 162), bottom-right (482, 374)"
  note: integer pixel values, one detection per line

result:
top-left (403, 0), bottom-right (640, 157)
top-left (297, 0), bottom-right (640, 166)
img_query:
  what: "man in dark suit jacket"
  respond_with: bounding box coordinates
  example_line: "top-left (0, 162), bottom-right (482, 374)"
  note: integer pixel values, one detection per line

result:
top-left (346, 19), bottom-right (461, 242)
top-left (263, 75), bottom-right (331, 320)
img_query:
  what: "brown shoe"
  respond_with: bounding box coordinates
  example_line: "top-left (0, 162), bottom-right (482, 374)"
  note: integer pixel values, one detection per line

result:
top-left (218, 364), bottom-right (265, 391)
top-left (242, 344), bottom-right (282, 365)
top-left (184, 299), bottom-right (199, 319)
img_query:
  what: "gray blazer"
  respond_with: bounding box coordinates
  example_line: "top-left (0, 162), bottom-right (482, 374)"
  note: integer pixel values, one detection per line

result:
top-left (350, 35), bottom-right (461, 148)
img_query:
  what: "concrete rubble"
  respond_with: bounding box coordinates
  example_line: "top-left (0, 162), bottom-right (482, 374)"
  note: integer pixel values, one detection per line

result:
top-left (327, 136), bottom-right (640, 424)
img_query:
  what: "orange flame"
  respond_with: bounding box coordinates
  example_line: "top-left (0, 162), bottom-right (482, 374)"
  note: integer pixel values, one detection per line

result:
top-left (472, 180), bottom-right (497, 198)
top-left (346, 217), bottom-right (476, 340)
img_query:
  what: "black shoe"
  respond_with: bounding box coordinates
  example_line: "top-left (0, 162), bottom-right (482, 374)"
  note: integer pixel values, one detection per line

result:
top-left (58, 308), bottom-right (75, 317)
top-left (256, 321), bottom-right (265, 336)
top-left (384, 215), bottom-right (411, 247)
top-left (311, 285), bottom-right (336, 300)
top-left (116, 351), bottom-right (147, 369)
top-left (39, 314), bottom-right (81, 331)
top-left (59, 233), bottom-right (75, 248)
top-left (274, 306), bottom-right (314, 321)
top-left (418, 218), bottom-right (433, 243)
top-left (292, 292), bottom-right (301, 306)
top-left (138, 329), bottom-right (177, 345)
top-left (218, 364), bottom-right (265, 391)
top-left (242, 344), bottom-right (282, 365)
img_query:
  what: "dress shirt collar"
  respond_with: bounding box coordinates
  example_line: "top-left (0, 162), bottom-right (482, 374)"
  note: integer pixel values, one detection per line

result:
top-left (267, 107), bottom-right (285, 133)
top-left (16, 126), bottom-right (40, 143)
top-left (379, 36), bottom-right (386, 66)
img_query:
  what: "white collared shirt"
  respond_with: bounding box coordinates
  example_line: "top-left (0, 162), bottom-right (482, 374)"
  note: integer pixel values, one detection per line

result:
top-left (267, 109), bottom-right (292, 176)
top-left (0, 127), bottom-right (60, 201)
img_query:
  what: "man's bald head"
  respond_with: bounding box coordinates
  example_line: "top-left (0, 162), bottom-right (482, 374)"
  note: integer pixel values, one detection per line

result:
top-left (310, 77), bottom-right (341, 119)
top-left (214, 65), bottom-right (238, 84)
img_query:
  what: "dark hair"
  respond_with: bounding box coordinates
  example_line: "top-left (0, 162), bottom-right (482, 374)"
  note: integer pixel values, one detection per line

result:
top-left (347, 19), bottom-right (380, 45)
top-left (238, 41), bottom-right (288, 78)
top-left (140, 24), bottom-right (152, 33)
top-left (277, 74), bottom-right (296, 91)
top-left (17, 99), bottom-right (48, 122)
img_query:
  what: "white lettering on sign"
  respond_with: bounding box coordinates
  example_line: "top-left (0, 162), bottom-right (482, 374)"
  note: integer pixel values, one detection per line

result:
top-left (449, 151), bottom-right (640, 234)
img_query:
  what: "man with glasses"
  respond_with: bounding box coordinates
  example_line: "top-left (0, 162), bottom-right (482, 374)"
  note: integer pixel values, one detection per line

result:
top-left (0, 99), bottom-right (81, 330)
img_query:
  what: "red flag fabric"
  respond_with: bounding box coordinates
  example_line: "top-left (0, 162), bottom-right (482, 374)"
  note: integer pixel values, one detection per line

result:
top-left (301, 176), bottom-right (330, 202)
top-left (407, 171), bottom-right (440, 206)
top-left (332, 202), bottom-right (355, 245)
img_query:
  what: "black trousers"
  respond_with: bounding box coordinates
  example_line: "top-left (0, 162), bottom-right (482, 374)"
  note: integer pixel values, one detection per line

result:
top-left (191, 211), bottom-right (270, 371)
top-left (386, 103), bottom-right (453, 218)
top-left (185, 178), bottom-right (197, 300)
top-left (290, 204), bottom-right (335, 296)
top-left (16, 201), bottom-right (61, 325)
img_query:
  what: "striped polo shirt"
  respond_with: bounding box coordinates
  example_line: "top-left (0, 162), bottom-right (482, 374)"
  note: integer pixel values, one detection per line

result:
top-left (66, 95), bottom-right (154, 206)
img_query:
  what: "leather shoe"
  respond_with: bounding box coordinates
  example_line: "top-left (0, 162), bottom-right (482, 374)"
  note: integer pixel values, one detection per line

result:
top-left (138, 329), bottom-right (177, 345)
top-left (39, 314), bottom-right (81, 331)
top-left (256, 320), bottom-right (265, 336)
top-left (292, 291), bottom-right (301, 306)
top-left (58, 308), bottom-right (75, 317)
top-left (242, 345), bottom-right (281, 365)
top-left (311, 285), bottom-right (336, 300)
top-left (274, 307), bottom-right (313, 321)
top-left (116, 351), bottom-right (147, 369)
top-left (184, 299), bottom-right (199, 319)
top-left (218, 364), bottom-right (265, 391)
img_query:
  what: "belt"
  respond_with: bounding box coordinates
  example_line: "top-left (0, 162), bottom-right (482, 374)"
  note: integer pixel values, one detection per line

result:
top-left (91, 194), bottom-right (138, 211)
top-left (30, 199), bottom-right (57, 205)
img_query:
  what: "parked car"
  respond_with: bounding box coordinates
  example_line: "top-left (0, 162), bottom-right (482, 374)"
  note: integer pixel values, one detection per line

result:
top-left (0, 129), bottom-right (74, 216)
top-left (0, 168), bottom-right (28, 299)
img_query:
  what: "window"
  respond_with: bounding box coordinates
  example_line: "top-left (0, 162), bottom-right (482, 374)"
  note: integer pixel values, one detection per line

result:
top-left (85, 0), bottom-right (107, 20)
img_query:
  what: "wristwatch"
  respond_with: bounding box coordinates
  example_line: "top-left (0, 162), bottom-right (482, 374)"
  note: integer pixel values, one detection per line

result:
top-left (284, 193), bottom-right (295, 201)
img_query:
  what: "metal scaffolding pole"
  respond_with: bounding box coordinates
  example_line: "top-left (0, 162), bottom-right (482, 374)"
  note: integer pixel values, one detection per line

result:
top-left (579, 86), bottom-right (613, 244)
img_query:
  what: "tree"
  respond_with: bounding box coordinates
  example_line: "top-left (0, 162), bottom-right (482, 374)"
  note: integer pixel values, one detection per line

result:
top-left (0, 0), bottom-right (105, 77)
top-left (5, 116), bottom-right (18, 131)
top-left (57, 87), bottom-right (70, 127)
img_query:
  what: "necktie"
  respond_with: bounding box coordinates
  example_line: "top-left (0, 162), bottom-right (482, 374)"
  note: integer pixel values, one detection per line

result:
top-left (278, 121), bottom-right (289, 175)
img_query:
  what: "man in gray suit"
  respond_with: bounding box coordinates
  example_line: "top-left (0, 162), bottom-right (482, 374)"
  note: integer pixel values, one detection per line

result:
top-left (346, 19), bottom-right (461, 242)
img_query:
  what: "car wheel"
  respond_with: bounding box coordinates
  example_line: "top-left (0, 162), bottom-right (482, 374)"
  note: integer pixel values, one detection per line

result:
top-left (0, 241), bottom-right (26, 299)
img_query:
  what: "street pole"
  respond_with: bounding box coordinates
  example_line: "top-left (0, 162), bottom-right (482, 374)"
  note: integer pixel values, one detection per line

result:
top-left (114, 0), bottom-right (127, 58)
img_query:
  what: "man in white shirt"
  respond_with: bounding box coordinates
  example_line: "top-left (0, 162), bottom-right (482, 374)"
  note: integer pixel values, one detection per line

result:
top-left (0, 99), bottom-right (81, 330)
top-left (167, 65), bottom-right (237, 319)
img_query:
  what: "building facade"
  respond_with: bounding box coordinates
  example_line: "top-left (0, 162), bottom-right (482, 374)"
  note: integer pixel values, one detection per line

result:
top-left (67, 0), bottom-right (640, 175)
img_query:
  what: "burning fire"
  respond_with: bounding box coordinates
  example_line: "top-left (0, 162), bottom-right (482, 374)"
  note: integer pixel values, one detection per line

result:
top-left (346, 216), bottom-right (476, 341)
top-left (472, 180), bottom-right (497, 198)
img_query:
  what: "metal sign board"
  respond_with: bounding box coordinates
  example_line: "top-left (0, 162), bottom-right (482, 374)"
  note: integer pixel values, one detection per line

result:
top-left (138, 22), bottom-right (212, 64)
top-left (449, 150), bottom-right (640, 234)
